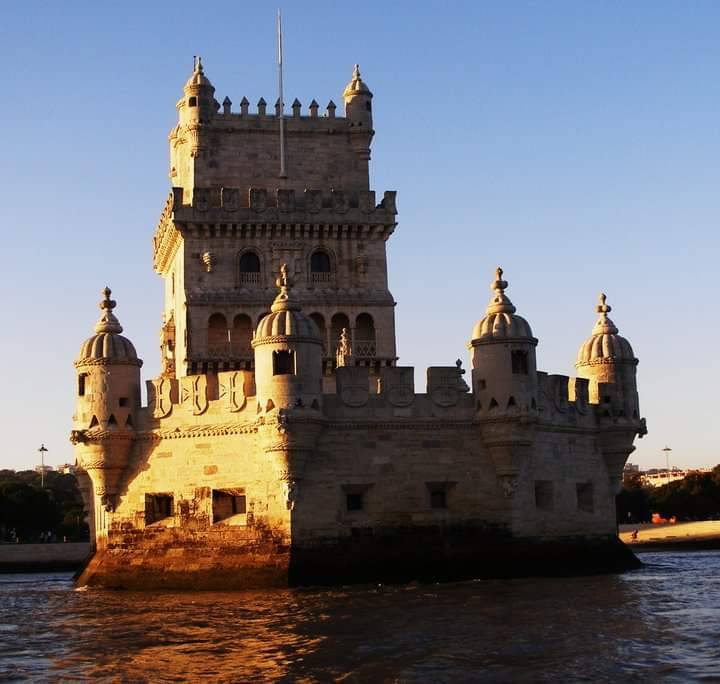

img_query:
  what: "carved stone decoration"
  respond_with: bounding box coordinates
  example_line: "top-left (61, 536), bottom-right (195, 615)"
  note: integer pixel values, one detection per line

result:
top-left (381, 367), bottom-right (415, 408)
top-left (193, 188), bottom-right (210, 211)
top-left (201, 250), bottom-right (215, 273)
top-left (336, 327), bottom-right (352, 367)
top-left (181, 375), bottom-right (208, 416)
top-left (304, 189), bottom-right (322, 213)
top-left (219, 371), bottom-right (247, 412)
top-left (249, 187), bottom-right (267, 212)
top-left (221, 187), bottom-right (239, 212)
top-left (277, 188), bottom-right (295, 212)
top-left (331, 189), bottom-right (348, 213)
top-left (148, 377), bottom-right (175, 418)
top-left (337, 367), bottom-right (370, 408)
top-left (499, 475), bottom-right (519, 498)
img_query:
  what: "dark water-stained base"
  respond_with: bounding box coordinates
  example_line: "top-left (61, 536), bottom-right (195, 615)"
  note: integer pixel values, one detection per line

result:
top-left (76, 527), bottom-right (639, 590)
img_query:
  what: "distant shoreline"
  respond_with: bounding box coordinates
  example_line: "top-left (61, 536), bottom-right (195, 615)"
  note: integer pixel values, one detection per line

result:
top-left (619, 521), bottom-right (720, 551)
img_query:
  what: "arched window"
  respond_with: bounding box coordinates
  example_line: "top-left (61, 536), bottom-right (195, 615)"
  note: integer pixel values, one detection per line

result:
top-left (354, 313), bottom-right (376, 358)
top-left (231, 314), bottom-right (253, 357)
top-left (310, 313), bottom-right (327, 354)
top-left (207, 313), bottom-right (229, 356)
top-left (310, 250), bottom-right (332, 283)
top-left (239, 251), bottom-right (261, 284)
top-left (273, 350), bottom-right (295, 375)
top-left (331, 313), bottom-right (350, 357)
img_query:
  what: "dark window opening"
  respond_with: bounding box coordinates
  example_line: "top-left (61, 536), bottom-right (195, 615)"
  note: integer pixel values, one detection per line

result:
top-left (125, 415), bottom-right (134, 428)
top-left (188, 96), bottom-right (197, 107)
top-left (212, 489), bottom-right (247, 523)
top-left (365, 101), bottom-right (372, 112)
top-left (535, 481), bottom-right (554, 512)
top-left (145, 493), bottom-right (174, 524)
top-left (512, 350), bottom-right (529, 375)
top-left (89, 415), bottom-right (99, 428)
top-left (429, 487), bottom-right (447, 509)
top-left (346, 493), bottom-right (364, 511)
top-left (507, 396), bottom-right (517, 408)
top-left (310, 250), bottom-right (331, 272)
top-left (489, 398), bottom-right (499, 410)
top-left (603, 395), bottom-right (612, 404)
top-left (239, 251), bottom-right (261, 272)
top-left (119, 397), bottom-right (128, 407)
top-left (107, 414), bottom-right (118, 426)
top-left (273, 350), bottom-right (294, 375)
top-left (78, 373), bottom-right (87, 397)
top-left (576, 482), bottom-right (594, 513)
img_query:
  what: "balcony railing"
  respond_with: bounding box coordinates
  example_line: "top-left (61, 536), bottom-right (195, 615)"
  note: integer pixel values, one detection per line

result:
top-left (311, 271), bottom-right (333, 283)
top-left (239, 272), bottom-right (260, 284)
top-left (353, 339), bottom-right (376, 358)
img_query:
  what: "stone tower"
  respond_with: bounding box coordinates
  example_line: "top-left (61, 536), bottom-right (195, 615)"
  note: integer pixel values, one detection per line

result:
top-left (154, 60), bottom-right (398, 382)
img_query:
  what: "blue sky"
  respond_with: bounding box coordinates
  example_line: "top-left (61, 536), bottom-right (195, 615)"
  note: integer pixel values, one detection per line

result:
top-left (1, 1), bottom-right (718, 471)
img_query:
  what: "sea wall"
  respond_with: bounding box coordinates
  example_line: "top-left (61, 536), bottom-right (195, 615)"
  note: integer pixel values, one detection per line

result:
top-left (0, 543), bottom-right (91, 573)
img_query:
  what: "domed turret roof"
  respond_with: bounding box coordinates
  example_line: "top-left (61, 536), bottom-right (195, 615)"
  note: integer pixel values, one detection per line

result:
top-left (471, 268), bottom-right (535, 343)
top-left (184, 56), bottom-right (214, 90)
top-left (76, 288), bottom-right (141, 366)
top-left (343, 64), bottom-right (372, 99)
top-left (253, 265), bottom-right (322, 344)
top-left (576, 294), bottom-right (635, 366)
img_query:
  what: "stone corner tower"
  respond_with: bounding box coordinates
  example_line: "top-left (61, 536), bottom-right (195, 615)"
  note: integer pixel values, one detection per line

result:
top-left (153, 60), bottom-right (399, 381)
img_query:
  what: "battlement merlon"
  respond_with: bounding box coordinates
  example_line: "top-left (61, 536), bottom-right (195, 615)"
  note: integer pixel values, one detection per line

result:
top-left (153, 187), bottom-right (398, 275)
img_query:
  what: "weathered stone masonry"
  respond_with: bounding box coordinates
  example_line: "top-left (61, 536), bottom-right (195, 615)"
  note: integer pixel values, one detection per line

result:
top-left (71, 61), bottom-right (646, 589)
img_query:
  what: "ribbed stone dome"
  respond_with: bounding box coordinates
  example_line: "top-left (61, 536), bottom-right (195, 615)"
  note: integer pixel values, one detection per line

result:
top-left (576, 294), bottom-right (635, 365)
top-left (471, 268), bottom-right (535, 343)
top-left (184, 57), bottom-right (213, 89)
top-left (76, 288), bottom-right (141, 366)
top-left (253, 265), bottom-right (321, 345)
top-left (343, 64), bottom-right (372, 98)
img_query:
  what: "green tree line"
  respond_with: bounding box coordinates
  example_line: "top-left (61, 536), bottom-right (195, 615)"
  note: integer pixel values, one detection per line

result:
top-left (0, 470), bottom-right (89, 543)
top-left (617, 465), bottom-right (720, 523)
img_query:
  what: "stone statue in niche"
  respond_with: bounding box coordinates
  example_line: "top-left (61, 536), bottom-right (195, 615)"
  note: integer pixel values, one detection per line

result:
top-left (336, 328), bottom-right (352, 367)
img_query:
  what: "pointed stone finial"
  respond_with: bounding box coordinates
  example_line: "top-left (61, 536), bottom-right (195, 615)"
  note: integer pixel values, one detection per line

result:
top-left (95, 287), bottom-right (123, 334)
top-left (222, 96), bottom-right (232, 114)
top-left (292, 98), bottom-right (301, 117)
top-left (592, 293), bottom-right (618, 335)
top-left (336, 327), bottom-right (353, 367)
top-left (327, 100), bottom-right (336, 118)
top-left (240, 96), bottom-right (249, 116)
top-left (309, 99), bottom-right (319, 118)
top-left (353, 64), bottom-right (361, 79)
top-left (485, 267), bottom-right (517, 315)
top-left (258, 98), bottom-right (267, 116)
top-left (196, 55), bottom-right (204, 72)
top-left (271, 263), bottom-right (298, 312)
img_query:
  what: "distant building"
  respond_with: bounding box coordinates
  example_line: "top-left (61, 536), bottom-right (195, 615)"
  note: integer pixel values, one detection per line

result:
top-left (56, 463), bottom-right (77, 475)
top-left (34, 465), bottom-right (53, 475)
top-left (641, 468), bottom-right (713, 488)
top-left (70, 60), bottom-right (647, 590)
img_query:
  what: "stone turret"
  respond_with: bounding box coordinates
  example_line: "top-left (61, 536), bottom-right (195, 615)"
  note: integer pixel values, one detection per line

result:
top-left (470, 268), bottom-right (538, 498)
top-left (71, 288), bottom-right (142, 515)
top-left (343, 64), bottom-right (374, 160)
top-left (178, 56), bottom-right (217, 126)
top-left (576, 293), bottom-right (646, 493)
top-left (253, 264), bottom-right (323, 413)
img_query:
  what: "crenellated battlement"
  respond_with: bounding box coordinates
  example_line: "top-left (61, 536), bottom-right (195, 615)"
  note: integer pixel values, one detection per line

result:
top-left (209, 96), bottom-right (351, 123)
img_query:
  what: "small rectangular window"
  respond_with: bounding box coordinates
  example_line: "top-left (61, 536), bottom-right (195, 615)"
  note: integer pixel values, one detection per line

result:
top-left (273, 350), bottom-right (294, 375)
top-left (512, 350), bottom-right (529, 375)
top-left (535, 480), bottom-right (554, 512)
top-left (346, 493), bottom-right (364, 512)
top-left (78, 374), bottom-right (87, 397)
top-left (576, 482), bottom-right (594, 513)
top-left (119, 397), bottom-right (128, 407)
top-left (212, 489), bottom-right (247, 523)
top-left (145, 493), bottom-right (174, 524)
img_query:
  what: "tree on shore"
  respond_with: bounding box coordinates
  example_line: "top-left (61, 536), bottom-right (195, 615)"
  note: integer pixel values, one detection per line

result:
top-left (0, 470), bottom-right (88, 542)
top-left (617, 466), bottom-right (720, 523)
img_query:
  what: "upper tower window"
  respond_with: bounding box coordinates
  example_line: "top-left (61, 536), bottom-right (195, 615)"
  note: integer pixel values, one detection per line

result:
top-left (239, 251), bottom-right (261, 284)
top-left (310, 250), bottom-right (332, 283)
top-left (188, 96), bottom-right (198, 107)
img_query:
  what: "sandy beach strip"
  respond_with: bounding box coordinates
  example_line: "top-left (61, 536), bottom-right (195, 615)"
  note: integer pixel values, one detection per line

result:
top-left (619, 520), bottom-right (720, 548)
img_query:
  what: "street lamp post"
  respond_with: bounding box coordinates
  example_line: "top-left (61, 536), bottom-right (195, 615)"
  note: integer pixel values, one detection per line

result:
top-left (662, 446), bottom-right (672, 479)
top-left (38, 444), bottom-right (48, 488)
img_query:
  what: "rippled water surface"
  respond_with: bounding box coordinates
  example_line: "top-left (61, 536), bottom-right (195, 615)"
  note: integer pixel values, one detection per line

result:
top-left (2, 551), bottom-right (720, 682)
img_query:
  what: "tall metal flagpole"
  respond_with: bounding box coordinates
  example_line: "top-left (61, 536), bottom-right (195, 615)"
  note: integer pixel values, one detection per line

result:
top-left (277, 9), bottom-right (287, 178)
top-left (38, 444), bottom-right (48, 489)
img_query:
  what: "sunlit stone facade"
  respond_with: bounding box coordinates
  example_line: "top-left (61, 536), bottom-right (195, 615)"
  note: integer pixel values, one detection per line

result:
top-left (71, 61), bottom-right (647, 589)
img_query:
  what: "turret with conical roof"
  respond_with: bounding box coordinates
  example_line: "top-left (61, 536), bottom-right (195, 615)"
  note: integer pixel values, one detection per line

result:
top-left (72, 288), bottom-right (142, 520)
top-left (469, 268), bottom-right (538, 499)
top-left (252, 264), bottom-right (323, 413)
top-left (343, 64), bottom-right (374, 160)
top-left (470, 268), bottom-right (538, 416)
top-left (576, 293), bottom-right (639, 415)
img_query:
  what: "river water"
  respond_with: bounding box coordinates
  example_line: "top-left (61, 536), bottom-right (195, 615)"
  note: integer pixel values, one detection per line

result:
top-left (1, 551), bottom-right (719, 682)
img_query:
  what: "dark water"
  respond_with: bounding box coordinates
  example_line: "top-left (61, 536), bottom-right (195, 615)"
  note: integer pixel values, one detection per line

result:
top-left (1, 552), bottom-right (720, 683)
